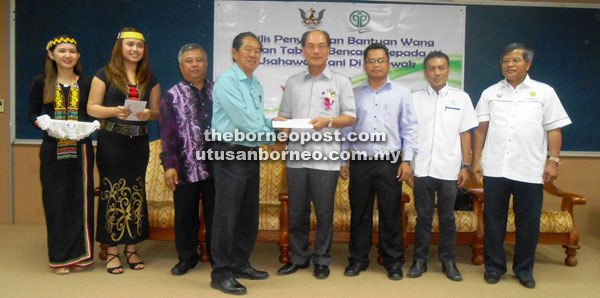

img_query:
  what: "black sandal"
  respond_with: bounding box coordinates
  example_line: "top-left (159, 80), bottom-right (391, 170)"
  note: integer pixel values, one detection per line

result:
top-left (125, 249), bottom-right (145, 270)
top-left (106, 252), bottom-right (123, 274)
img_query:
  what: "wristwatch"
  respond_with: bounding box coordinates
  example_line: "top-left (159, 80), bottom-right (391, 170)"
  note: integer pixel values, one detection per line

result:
top-left (548, 156), bottom-right (561, 165)
top-left (327, 117), bottom-right (333, 128)
top-left (461, 164), bottom-right (472, 171)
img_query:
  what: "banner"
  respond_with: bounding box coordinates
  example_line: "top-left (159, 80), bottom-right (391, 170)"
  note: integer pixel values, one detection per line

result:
top-left (214, 0), bottom-right (466, 117)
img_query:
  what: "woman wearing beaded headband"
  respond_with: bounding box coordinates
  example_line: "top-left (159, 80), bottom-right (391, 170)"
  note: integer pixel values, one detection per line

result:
top-left (27, 35), bottom-right (95, 275)
top-left (88, 27), bottom-right (160, 274)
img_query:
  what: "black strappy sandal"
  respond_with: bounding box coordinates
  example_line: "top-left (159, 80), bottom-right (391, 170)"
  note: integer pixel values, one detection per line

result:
top-left (106, 252), bottom-right (123, 274)
top-left (125, 249), bottom-right (145, 270)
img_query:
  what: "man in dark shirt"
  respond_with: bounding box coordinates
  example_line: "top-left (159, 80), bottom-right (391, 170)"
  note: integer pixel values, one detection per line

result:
top-left (159, 43), bottom-right (215, 276)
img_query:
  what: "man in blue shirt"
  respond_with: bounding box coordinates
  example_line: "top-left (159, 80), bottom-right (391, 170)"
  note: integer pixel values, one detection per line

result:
top-left (341, 43), bottom-right (418, 280)
top-left (209, 32), bottom-right (276, 296)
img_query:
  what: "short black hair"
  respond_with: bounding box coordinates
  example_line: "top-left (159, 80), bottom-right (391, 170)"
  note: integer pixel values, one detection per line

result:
top-left (500, 43), bottom-right (534, 63)
top-left (300, 30), bottom-right (331, 47)
top-left (363, 43), bottom-right (389, 61)
top-left (424, 50), bottom-right (450, 68)
top-left (232, 32), bottom-right (262, 62)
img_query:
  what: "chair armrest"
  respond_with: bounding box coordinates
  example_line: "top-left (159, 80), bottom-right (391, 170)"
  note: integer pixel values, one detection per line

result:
top-left (401, 192), bottom-right (410, 204)
top-left (465, 187), bottom-right (484, 203)
top-left (543, 182), bottom-right (586, 205)
top-left (278, 192), bottom-right (288, 203)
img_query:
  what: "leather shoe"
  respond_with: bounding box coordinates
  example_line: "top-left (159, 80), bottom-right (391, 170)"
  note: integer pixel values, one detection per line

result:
top-left (170, 260), bottom-right (197, 276)
top-left (484, 271), bottom-right (501, 284)
top-left (442, 262), bottom-right (462, 281)
top-left (314, 264), bottom-right (330, 279)
top-left (517, 275), bottom-right (536, 289)
top-left (387, 265), bottom-right (403, 280)
top-left (344, 263), bottom-right (368, 277)
top-left (277, 262), bottom-right (309, 275)
top-left (234, 266), bottom-right (269, 280)
top-left (406, 260), bottom-right (427, 278)
top-left (210, 278), bottom-right (247, 295)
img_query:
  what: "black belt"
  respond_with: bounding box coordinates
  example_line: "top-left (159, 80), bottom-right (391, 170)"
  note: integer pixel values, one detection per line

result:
top-left (213, 141), bottom-right (258, 152)
top-left (101, 120), bottom-right (148, 136)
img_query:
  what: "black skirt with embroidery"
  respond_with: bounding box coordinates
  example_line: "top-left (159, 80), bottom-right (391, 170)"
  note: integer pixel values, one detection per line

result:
top-left (95, 129), bottom-right (150, 245)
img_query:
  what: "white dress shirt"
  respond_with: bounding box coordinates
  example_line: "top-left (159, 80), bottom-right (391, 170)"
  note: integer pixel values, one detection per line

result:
top-left (412, 84), bottom-right (478, 180)
top-left (475, 75), bottom-right (571, 184)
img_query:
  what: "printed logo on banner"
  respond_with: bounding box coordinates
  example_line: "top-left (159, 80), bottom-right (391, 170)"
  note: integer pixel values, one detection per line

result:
top-left (298, 8), bottom-right (325, 29)
top-left (349, 10), bottom-right (370, 33)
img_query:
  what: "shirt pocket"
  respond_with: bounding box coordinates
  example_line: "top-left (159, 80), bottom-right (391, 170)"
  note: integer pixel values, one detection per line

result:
top-left (315, 93), bottom-right (339, 117)
top-left (518, 100), bottom-right (543, 125)
top-left (384, 104), bottom-right (401, 124)
top-left (442, 104), bottom-right (462, 131)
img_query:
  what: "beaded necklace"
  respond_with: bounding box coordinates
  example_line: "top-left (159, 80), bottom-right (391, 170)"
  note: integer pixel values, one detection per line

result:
top-left (54, 76), bottom-right (79, 159)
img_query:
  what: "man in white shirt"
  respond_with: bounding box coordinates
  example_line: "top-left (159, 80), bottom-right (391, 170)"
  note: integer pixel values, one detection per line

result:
top-left (408, 51), bottom-right (478, 281)
top-left (276, 30), bottom-right (356, 279)
top-left (472, 43), bottom-right (571, 289)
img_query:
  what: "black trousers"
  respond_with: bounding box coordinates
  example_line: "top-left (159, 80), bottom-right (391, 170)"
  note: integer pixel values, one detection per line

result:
top-left (348, 160), bottom-right (404, 270)
top-left (413, 176), bottom-right (457, 263)
top-left (287, 167), bottom-right (339, 266)
top-left (173, 178), bottom-right (215, 264)
top-left (210, 142), bottom-right (260, 282)
top-left (483, 176), bottom-right (543, 279)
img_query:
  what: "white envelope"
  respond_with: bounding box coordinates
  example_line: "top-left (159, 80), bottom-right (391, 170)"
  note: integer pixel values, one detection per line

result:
top-left (124, 100), bottom-right (148, 121)
top-left (272, 118), bottom-right (313, 129)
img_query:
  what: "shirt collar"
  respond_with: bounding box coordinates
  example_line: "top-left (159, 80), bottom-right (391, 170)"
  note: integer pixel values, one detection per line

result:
top-left (359, 76), bottom-right (392, 92)
top-left (232, 63), bottom-right (255, 82)
top-left (303, 66), bottom-right (333, 80)
top-left (182, 78), bottom-right (208, 92)
top-left (426, 83), bottom-right (449, 96)
top-left (502, 74), bottom-right (532, 89)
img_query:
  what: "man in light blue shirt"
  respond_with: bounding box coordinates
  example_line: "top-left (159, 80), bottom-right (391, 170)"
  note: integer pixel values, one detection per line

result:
top-left (341, 43), bottom-right (418, 280)
top-left (209, 32), bottom-right (276, 296)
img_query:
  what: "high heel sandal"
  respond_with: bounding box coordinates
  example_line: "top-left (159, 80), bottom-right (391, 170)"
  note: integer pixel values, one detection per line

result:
top-left (106, 252), bottom-right (124, 274)
top-left (125, 249), bottom-right (145, 270)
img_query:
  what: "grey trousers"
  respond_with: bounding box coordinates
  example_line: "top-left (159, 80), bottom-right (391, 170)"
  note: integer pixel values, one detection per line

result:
top-left (287, 167), bottom-right (339, 266)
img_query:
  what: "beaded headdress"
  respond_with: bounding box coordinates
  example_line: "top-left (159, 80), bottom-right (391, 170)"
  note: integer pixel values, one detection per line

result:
top-left (46, 36), bottom-right (78, 52)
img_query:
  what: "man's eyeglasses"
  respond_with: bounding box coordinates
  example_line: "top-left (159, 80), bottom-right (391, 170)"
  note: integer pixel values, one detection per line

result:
top-left (365, 58), bottom-right (388, 65)
top-left (501, 58), bottom-right (524, 65)
top-left (305, 44), bottom-right (329, 51)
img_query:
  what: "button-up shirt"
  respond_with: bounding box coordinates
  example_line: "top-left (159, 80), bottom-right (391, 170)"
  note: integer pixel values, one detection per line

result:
top-left (475, 75), bottom-right (571, 184)
top-left (159, 79), bottom-right (213, 184)
top-left (212, 63), bottom-right (275, 147)
top-left (342, 78), bottom-right (418, 166)
top-left (279, 67), bottom-right (356, 171)
top-left (412, 84), bottom-right (478, 180)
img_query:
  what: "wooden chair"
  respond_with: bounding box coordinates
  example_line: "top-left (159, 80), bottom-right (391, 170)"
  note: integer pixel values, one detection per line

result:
top-left (402, 176), bottom-right (485, 265)
top-left (465, 180), bottom-right (586, 266)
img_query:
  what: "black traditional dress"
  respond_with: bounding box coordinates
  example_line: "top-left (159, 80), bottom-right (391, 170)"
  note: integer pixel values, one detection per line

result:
top-left (94, 68), bottom-right (158, 245)
top-left (28, 75), bottom-right (95, 268)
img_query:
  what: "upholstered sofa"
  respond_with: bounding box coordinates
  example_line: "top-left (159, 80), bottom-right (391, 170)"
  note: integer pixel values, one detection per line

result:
top-left (100, 141), bottom-right (586, 269)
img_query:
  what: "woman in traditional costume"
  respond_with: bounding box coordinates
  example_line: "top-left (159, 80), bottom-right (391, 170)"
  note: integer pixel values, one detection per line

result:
top-left (28, 35), bottom-right (95, 275)
top-left (87, 28), bottom-right (160, 274)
